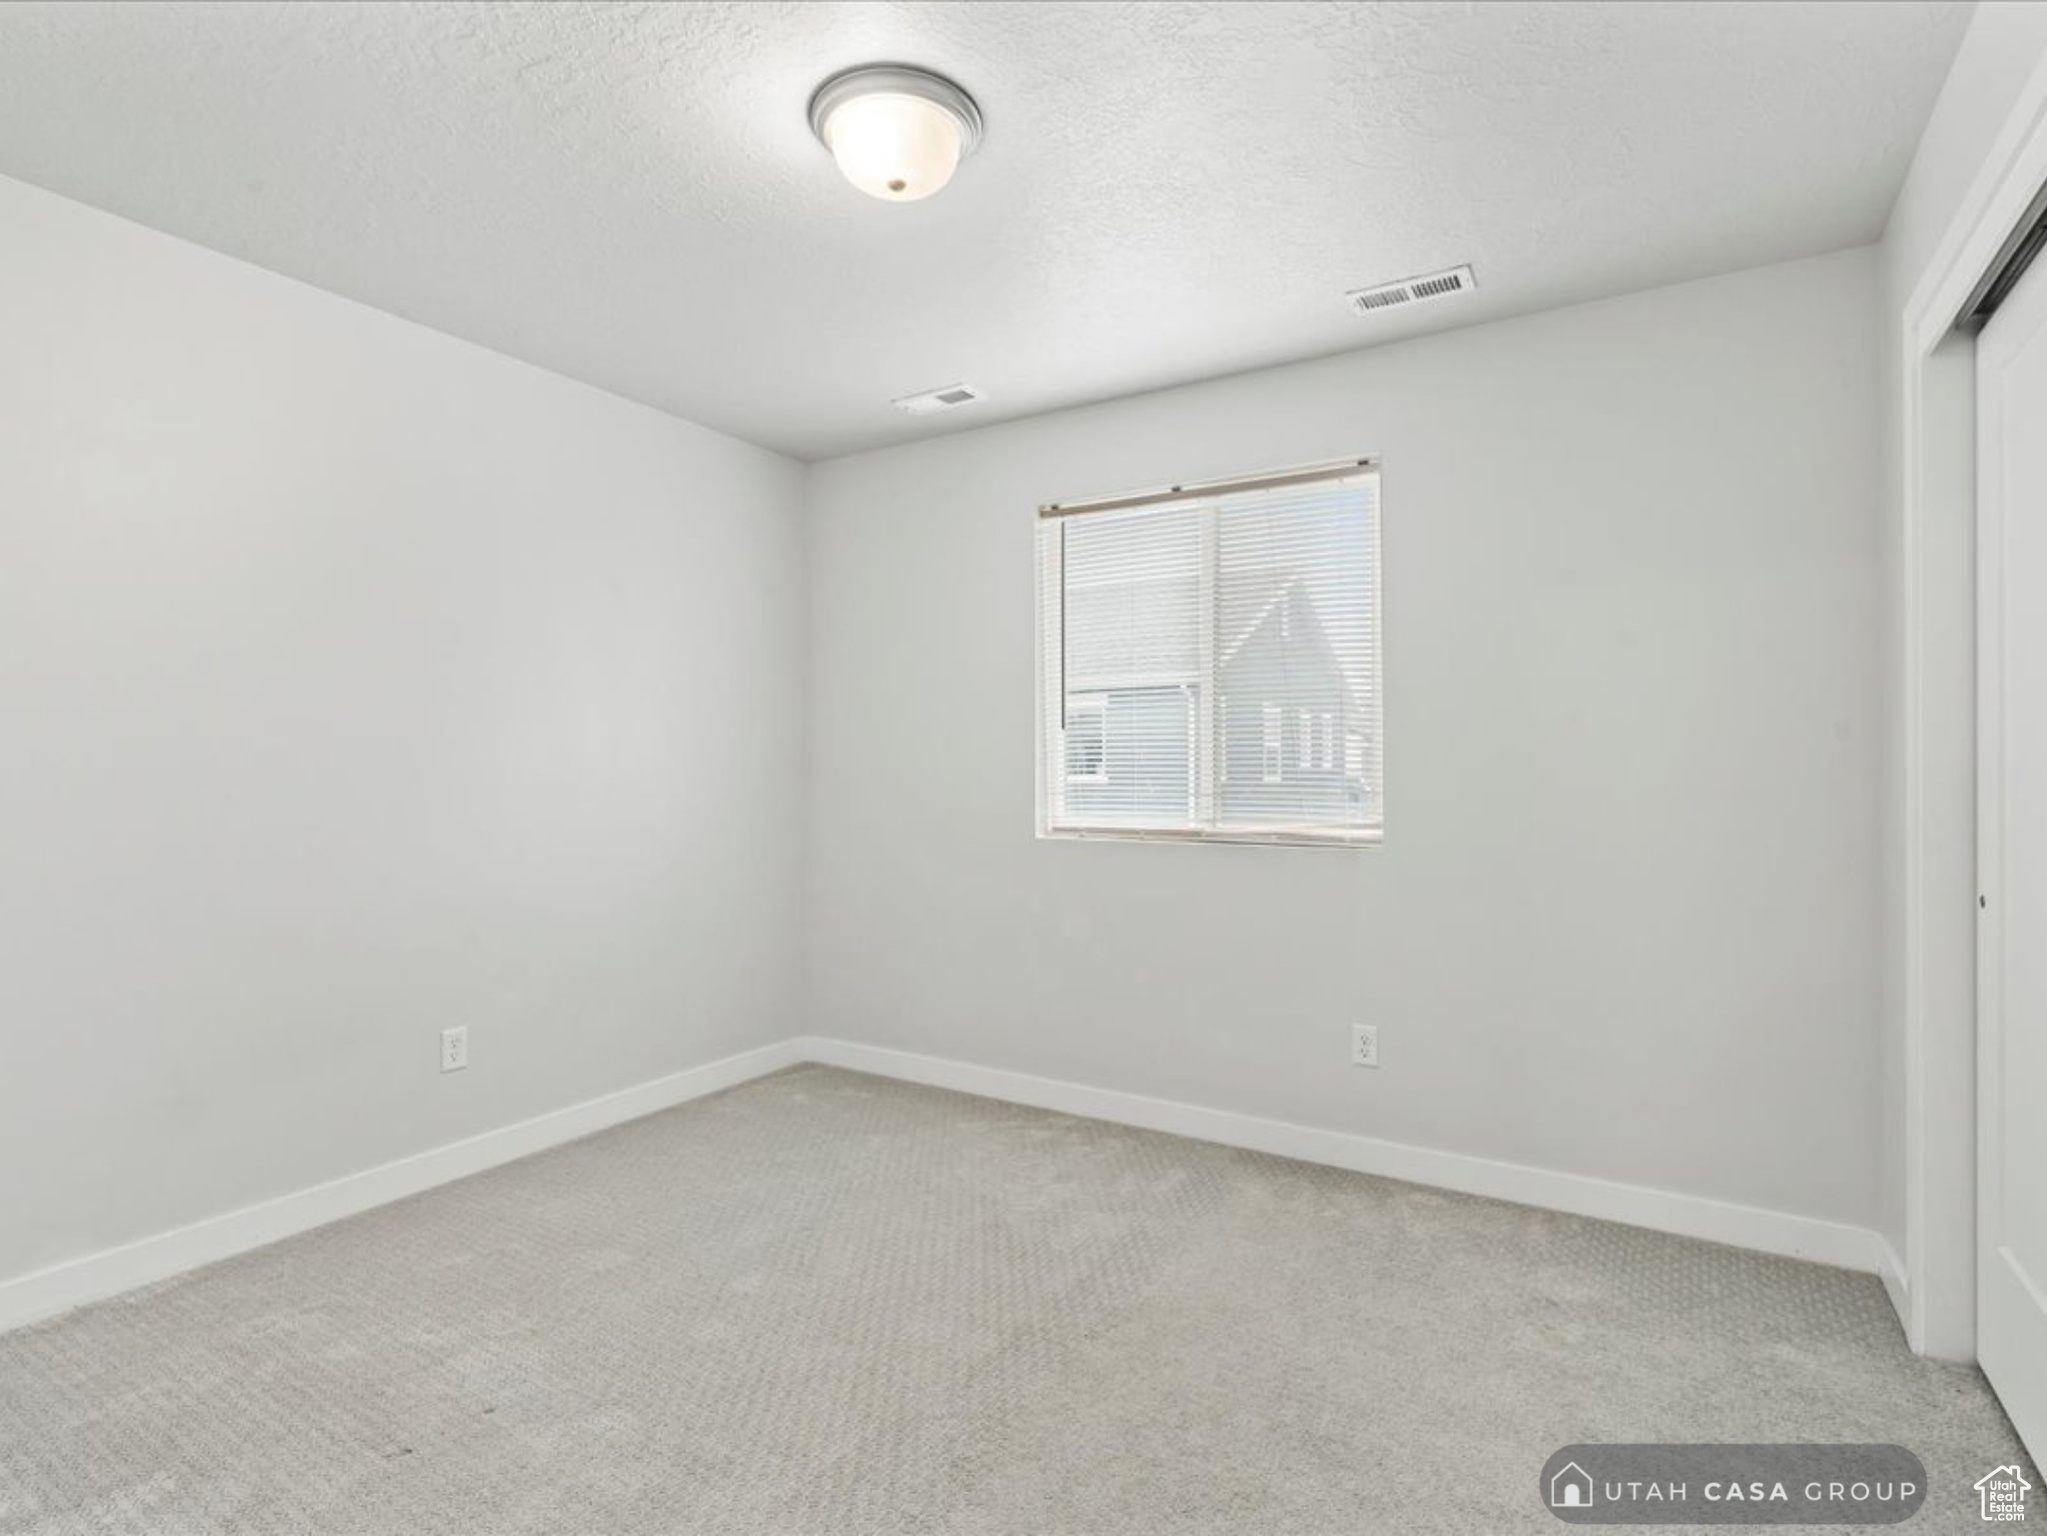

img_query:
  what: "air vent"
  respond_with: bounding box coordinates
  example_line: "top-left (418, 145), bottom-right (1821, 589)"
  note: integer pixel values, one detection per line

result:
top-left (1345, 264), bottom-right (1476, 317)
top-left (891, 382), bottom-right (985, 416)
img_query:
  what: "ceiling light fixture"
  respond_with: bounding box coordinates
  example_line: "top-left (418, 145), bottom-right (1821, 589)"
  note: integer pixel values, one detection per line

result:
top-left (808, 64), bottom-right (983, 203)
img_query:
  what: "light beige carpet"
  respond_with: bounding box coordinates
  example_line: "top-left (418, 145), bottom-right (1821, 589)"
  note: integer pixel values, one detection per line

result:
top-left (0, 1064), bottom-right (2031, 1534)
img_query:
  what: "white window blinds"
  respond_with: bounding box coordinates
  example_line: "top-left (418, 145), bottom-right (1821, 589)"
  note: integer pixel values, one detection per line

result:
top-left (1037, 461), bottom-right (1381, 845)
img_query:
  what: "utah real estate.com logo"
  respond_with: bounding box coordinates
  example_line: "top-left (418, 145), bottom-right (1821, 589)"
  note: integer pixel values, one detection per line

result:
top-left (1976, 1464), bottom-right (2030, 1523)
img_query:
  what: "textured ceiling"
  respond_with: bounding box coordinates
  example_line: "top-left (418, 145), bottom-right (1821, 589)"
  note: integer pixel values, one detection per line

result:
top-left (0, 1), bottom-right (1969, 459)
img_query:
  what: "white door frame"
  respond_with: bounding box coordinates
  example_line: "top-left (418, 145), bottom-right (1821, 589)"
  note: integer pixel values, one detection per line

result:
top-left (1896, 54), bottom-right (2047, 1360)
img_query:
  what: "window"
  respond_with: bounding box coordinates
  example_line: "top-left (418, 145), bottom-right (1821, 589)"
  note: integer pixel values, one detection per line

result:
top-left (1037, 459), bottom-right (1381, 845)
top-left (1063, 695), bottom-right (1107, 783)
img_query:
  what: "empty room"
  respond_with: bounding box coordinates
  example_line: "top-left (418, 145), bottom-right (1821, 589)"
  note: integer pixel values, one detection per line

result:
top-left (3, 1), bottom-right (2046, 1530)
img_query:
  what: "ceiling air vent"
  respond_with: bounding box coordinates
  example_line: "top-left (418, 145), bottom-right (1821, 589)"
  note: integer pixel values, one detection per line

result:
top-left (1345, 264), bottom-right (1476, 317)
top-left (891, 382), bottom-right (985, 416)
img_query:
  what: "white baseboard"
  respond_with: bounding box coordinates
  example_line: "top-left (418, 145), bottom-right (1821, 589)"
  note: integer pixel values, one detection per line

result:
top-left (796, 1036), bottom-right (1884, 1275)
top-left (1, 1031), bottom-right (1888, 1339)
top-left (0, 1038), bottom-right (801, 1336)
top-left (1877, 1236), bottom-right (1912, 1340)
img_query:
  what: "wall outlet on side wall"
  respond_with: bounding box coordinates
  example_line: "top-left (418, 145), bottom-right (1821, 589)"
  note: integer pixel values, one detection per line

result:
top-left (440, 1026), bottom-right (469, 1073)
top-left (1350, 1023), bottom-right (1379, 1068)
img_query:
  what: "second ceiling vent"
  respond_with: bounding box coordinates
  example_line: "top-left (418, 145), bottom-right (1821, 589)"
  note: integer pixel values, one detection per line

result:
top-left (891, 382), bottom-right (985, 416)
top-left (1345, 264), bottom-right (1477, 317)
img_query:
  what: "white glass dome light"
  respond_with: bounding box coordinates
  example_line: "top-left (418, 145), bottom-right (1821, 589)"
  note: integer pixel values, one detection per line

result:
top-left (809, 65), bottom-right (983, 203)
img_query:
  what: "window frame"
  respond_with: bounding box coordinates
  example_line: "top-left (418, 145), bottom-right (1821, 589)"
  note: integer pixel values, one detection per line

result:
top-left (1035, 456), bottom-right (1383, 850)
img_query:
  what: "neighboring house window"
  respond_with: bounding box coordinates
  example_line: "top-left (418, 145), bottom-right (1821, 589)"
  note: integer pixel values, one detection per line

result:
top-left (1036, 460), bottom-right (1382, 845)
top-left (1063, 695), bottom-right (1107, 783)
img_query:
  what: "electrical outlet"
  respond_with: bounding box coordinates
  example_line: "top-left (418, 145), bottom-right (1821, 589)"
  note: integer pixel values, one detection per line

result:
top-left (1350, 1023), bottom-right (1379, 1068)
top-left (440, 1026), bottom-right (469, 1073)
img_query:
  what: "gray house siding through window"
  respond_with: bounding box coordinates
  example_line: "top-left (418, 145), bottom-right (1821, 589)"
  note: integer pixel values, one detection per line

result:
top-left (1062, 686), bottom-right (1194, 823)
top-left (1063, 583), bottom-right (1376, 827)
top-left (1217, 584), bottom-right (1372, 825)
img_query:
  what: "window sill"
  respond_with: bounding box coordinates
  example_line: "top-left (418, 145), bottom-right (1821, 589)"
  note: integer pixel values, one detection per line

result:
top-left (1039, 824), bottom-right (1383, 850)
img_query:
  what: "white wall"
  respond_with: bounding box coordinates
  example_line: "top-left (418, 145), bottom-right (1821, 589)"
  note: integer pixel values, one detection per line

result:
top-left (0, 173), bottom-right (805, 1289)
top-left (1875, 0), bottom-right (2047, 1356)
top-left (0, 159), bottom-right (1895, 1307)
top-left (806, 248), bottom-right (1882, 1231)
